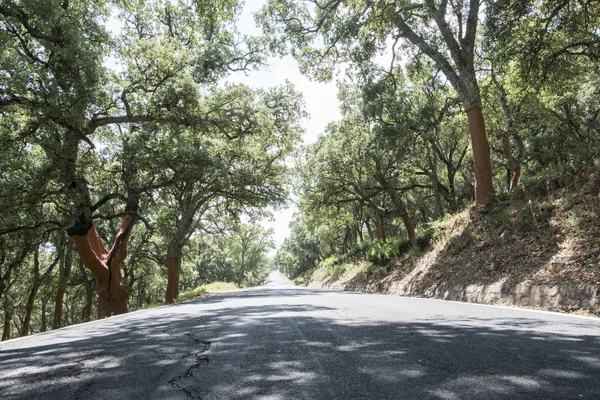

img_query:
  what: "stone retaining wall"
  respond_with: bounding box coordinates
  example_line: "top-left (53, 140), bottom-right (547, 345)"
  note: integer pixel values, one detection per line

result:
top-left (306, 279), bottom-right (599, 314)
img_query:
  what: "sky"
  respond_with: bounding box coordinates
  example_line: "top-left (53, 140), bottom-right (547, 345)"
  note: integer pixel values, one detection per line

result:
top-left (228, 1), bottom-right (342, 251)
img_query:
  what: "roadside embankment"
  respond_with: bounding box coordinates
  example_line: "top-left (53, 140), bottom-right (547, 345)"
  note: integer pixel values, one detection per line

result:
top-left (301, 166), bottom-right (600, 316)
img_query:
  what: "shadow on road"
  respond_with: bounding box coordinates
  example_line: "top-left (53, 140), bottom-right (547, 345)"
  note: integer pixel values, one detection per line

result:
top-left (1, 285), bottom-right (599, 399)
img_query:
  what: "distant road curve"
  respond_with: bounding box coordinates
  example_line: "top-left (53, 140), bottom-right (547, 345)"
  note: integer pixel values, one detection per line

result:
top-left (1, 271), bottom-right (599, 399)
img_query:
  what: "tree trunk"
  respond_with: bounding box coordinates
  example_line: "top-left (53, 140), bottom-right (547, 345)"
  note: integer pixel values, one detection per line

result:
top-left (343, 227), bottom-right (350, 253)
top-left (40, 301), bottom-right (47, 332)
top-left (165, 256), bottom-right (177, 304)
top-left (401, 212), bottom-right (416, 241)
top-left (466, 106), bottom-right (495, 207)
top-left (2, 299), bottom-right (12, 341)
top-left (376, 217), bottom-right (386, 241)
top-left (173, 269), bottom-right (180, 299)
top-left (77, 258), bottom-right (94, 323)
top-left (448, 172), bottom-right (458, 213)
top-left (2, 317), bottom-right (10, 341)
top-left (53, 289), bottom-right (65, 329)
top-left (53, 241), bottom-right (72, 329)
top-left (165, 257), bottom-right (173, 304)
top-left (426, 143), bottom-right (444, 219)
top-left (21, 289), bottom-right (36, 337)
top-left (21, 247), bottom-right (41, 337)
top-left (165, 243), bottom-right (183, 304)
top-left (70, 205), bottom-right (137, 319)
top-left (509, 167), bottom-right (521, 192)
top-left (373, 164), bottom-right (416, 239)
top-left (365, 218), bottom-right (374, 241)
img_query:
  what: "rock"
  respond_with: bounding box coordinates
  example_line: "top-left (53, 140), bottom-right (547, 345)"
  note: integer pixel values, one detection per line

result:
top-left (486, 283), bottom-right (503, 295)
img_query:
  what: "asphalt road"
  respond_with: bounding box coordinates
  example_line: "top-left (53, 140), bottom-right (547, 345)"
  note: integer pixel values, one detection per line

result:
top-left (1, 272), bottom-right (599, 400)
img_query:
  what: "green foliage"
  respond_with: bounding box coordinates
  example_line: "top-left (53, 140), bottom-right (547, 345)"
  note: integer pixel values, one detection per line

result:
top-left (191, 223), bottom-right (274, 288)
top-left (275, 217), bottom-right (321, 279)
top-left (314, 256), bottom-right (350, 280)
top-left (366, 238), bottom-right (411, 265)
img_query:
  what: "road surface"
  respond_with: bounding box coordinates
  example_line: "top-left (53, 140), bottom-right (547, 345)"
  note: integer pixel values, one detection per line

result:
top-left (1, 272), bottom-right (599, 399)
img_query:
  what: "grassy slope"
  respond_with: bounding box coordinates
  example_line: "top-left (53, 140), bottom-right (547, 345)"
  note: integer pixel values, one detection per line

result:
top-left (176, 282), bottom-right (239, 303)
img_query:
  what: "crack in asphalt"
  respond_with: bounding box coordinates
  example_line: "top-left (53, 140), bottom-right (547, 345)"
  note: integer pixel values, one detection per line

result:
top-left (168, 334), bottom-right (212, 399)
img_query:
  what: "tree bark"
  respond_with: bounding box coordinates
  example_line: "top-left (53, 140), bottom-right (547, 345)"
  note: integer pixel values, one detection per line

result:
top-left (2, 316), bottom-right (10, 341)
top-left (466, 106), bottom-right (495, 207)
top-left (426, 145), bottom-right (444, 219)
top-left (70, 206), bottom-right (137, 319)
top-left (2, 298), bottom-right (12, 341)
top-left (164, 195), bottom-right (207, 304)
top-left (376, 217), bottom-right (386, 241)
top-left (165, 242), bottom-right (184, 304)
top-left (165, 256), bottom-right (177, 304)
top-left (77, 258), bottom-right (94, 322)
top-left (21, 246), bottom-right (47, 337)
top-left (21, 293), bottom-right (35, 336)
top-left (173, 271), bottom-right (180, 299)
top-left (41, 301), bottom-right (47, 332)
top-left (84, 293), bottom-right (93, 322)
top-left (373, 162), bottom-right (416, 239)
top-left (365, 218), bottom-right (374, 241)
top-left (509, 167), bottom-right (521, 192)
top-left (401, 212), bottom-right (416, 242)
top-left (53, 289), bottom-right (65, 329)
top-left (53, 241), bottom-right (72, 329)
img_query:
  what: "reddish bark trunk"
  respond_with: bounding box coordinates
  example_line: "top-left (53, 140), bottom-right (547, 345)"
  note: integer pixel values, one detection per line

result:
top-left (165, 256), bottom-right (177, 304)
top-left (70, 211), bottom-right (137, 319)
top-left (509, 167), bottom-right (521, 192)
top-left (343, 238), bottom-right (348, 254)
top-left (401, 213), bottom-right (416, 241)
top-left (165, 244), bottom-right (183, 303)
top-left (173, 273), bottom-right (180, 299)
top-left (466, 106), bottom-right (495, 207)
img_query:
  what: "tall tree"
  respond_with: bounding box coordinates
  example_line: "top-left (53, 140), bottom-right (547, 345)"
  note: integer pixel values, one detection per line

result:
top-left (0, 0), bottom-right (293, 317)
top-left (260, 0), bottom-right (494, 206)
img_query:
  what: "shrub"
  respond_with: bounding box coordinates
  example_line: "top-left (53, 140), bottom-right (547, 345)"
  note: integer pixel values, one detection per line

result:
top-left (366, 237), bottom-right (411, 264)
